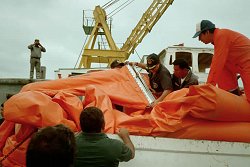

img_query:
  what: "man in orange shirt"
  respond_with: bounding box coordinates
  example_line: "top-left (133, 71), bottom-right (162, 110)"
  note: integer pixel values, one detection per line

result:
top-left (193, 20), bottom-right (250, 102)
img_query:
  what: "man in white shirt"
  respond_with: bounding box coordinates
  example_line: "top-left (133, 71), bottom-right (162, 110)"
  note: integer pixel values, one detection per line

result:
top-left (172, 58), bottom-right (199, 91)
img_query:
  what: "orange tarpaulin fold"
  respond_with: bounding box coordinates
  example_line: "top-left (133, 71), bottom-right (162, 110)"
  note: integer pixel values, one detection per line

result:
top-left (1, 66), bottom-right (250, 166)
top-left (20, 67), bottom-right (149, 109)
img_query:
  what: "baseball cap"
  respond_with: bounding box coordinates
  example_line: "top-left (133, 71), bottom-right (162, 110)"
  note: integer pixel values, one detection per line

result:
top-left (147, 53), bottom-right (160, 70)
top-left (193, 20), bottom-right (215, 38)
top-left (110, 59), bottom-right (125, 69)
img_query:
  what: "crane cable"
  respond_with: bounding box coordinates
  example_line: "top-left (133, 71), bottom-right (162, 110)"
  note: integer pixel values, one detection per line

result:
top-left (102, 0), bottom-right (113, 8)
top-left (102, 0), bottom-right (135, 18)
top-left (134, 49), bottom-right (142, 61)
top-left (104, 0), bottom-right (138, 62)
top-left (107, 0), bottom-right (135, 19)
top-left (102, 0), bottom-right (120, 10)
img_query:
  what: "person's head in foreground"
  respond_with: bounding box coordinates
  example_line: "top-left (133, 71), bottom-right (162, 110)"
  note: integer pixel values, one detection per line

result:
top-left (26, 124), bottom-right (76, 167)
top-left (80, 106), bottom-right (105, 133)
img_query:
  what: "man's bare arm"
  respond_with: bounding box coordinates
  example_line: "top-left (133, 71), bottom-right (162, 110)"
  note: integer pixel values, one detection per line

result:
top-left (117, 128), bottom-right (135, 159)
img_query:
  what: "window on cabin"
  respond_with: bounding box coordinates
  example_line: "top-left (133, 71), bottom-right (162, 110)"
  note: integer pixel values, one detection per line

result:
top-left (198, 53), bottom-right (213, 73)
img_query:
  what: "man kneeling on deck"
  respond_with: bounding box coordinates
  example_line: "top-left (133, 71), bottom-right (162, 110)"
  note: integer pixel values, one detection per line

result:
top-left (172, 58), bottom-right (199, 91)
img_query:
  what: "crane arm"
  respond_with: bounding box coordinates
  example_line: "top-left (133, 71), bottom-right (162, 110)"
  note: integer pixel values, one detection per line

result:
top-left (121, 0), bottom-right (174, 59)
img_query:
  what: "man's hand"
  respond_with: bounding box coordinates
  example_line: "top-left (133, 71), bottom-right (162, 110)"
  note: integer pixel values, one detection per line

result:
top-left (146, 99), bottom-right (159, 108)
top-left (127, 62), bottom-right (136, 66)
top-left (117, 128), bottom-right (130, 139)
top-left (148, 89), bottom-right (172, 108)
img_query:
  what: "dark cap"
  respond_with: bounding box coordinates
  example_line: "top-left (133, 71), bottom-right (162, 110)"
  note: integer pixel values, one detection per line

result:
top-left (193, 20), bottom-right (215, 38)
top-left (110, 59), bottom-right (125, 69)
top-left (147, 53), bottom-right (159, 70)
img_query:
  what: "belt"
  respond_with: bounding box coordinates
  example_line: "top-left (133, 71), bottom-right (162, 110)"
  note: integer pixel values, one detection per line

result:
top-left (31, 57), bottom-right (40, 59)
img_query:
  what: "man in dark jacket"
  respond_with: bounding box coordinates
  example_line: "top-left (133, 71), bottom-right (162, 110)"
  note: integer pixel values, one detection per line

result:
top-left (129, 53), bottom-right (173, 107)
top-left (172, 58), bottom-right (199, 91)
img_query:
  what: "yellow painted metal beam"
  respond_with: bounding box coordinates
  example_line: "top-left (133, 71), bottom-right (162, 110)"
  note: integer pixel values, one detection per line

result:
top-left (83, 49), bottom-right (127, 58)
top-left (78, 49), bottom-right (128, 68)
top-left (79, 6), bottom-right (122, 68)
top-left (79, 0), bottom-right (174, 68)
top-left (121, 0), bottom-right (174, 59)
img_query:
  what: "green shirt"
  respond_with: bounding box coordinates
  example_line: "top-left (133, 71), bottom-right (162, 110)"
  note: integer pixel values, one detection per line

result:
top-left (75, 132), bottom-right (132, 167)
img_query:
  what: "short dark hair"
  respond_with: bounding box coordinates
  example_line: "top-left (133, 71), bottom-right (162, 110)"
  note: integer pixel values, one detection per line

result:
top-left (26, 124), bottom-right (76, 167)
top-left (172, 58), bottom-right (190, 70)
top-left (147, 53), bottom-right (159, 65)
top-left (146, 53), bottom-right (160, 70)
top-left (80, 107), bottom-right (104, 133)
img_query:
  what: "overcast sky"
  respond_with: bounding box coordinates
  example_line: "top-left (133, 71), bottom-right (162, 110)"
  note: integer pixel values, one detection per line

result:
top-left (0, 0), bottom-right (249, 79)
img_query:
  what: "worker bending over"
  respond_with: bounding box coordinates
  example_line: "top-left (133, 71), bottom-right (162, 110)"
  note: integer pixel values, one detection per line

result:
top-left (193, 20), bottom-right (250, 101)
top-left (129, 53), bottom-right (173, 107)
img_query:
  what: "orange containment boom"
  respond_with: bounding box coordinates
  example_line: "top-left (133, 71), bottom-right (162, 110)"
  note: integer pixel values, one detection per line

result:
top-left (1, 65), bottom-right (250, 166)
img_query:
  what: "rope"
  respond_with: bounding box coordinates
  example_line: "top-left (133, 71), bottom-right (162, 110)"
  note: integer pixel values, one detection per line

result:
top-left (102, 0), bottom-right (114, 9)
top-left (0, 129), bottom-right (37, 163)
top-left (107, 0), bottom-right (135, 19)
top-left (102, 0), bottom-right (115, 9)
top-left (134, 49), bottom-right (144, 72)
top-left (103, 0), bottom-right (120, 10)
top-left (107, 0), bottom-right (130, 17)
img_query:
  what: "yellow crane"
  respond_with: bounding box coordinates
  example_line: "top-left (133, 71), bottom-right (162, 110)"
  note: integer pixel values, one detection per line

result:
top-left (78, 0), bottom-right (174, 68)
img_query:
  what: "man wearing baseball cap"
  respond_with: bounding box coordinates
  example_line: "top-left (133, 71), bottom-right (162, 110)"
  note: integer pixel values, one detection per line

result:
top-left (193, 20), bottom-right (250, 102)
top-left (129, 53), bottom-right (173, 107)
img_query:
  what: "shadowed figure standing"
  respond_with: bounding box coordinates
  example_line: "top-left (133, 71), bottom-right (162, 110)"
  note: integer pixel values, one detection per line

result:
top-left (28, 39), bottom-right (46, 79)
